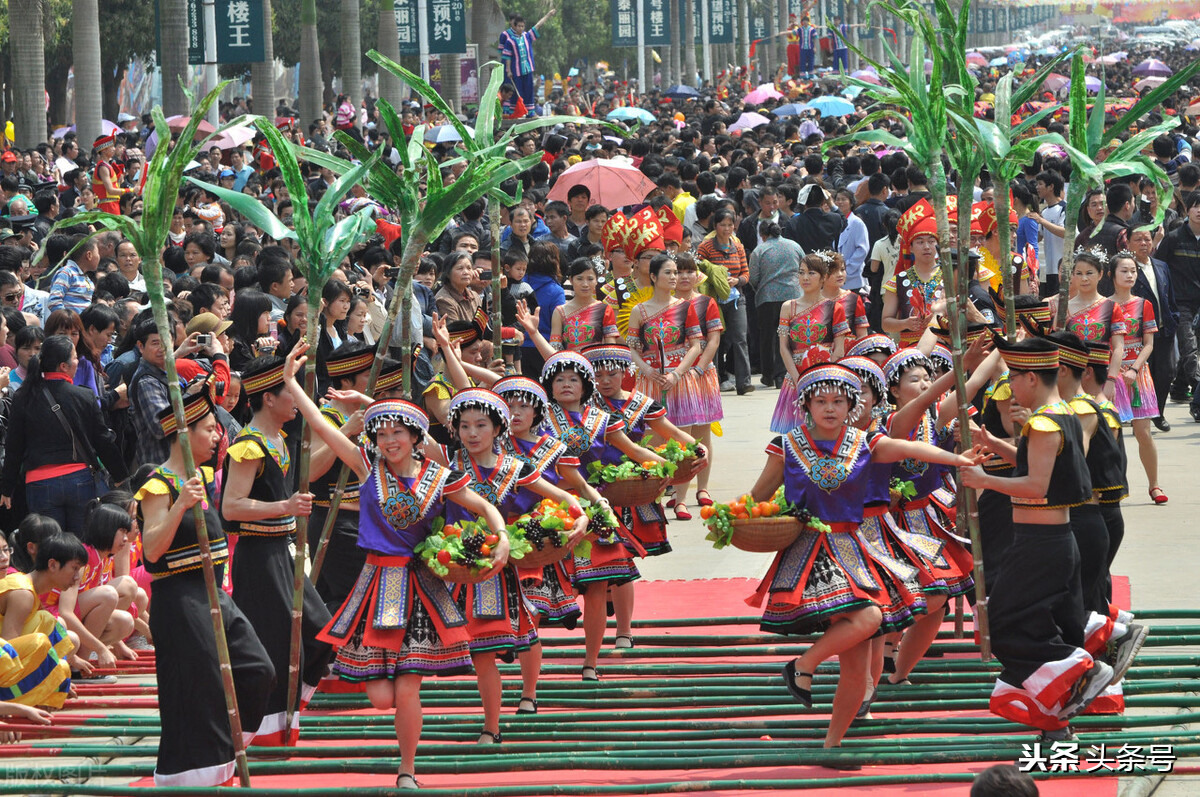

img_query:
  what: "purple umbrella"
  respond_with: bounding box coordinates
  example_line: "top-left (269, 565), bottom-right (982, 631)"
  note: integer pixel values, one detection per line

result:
top-left (1133, 58), bottom-right (1172, 77)
top-left (1064, 76), bottom-right (1103, 94)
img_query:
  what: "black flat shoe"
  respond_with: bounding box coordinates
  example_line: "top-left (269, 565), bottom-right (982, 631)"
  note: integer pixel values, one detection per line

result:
top-left (516, 697), bottom-right (538, 715)
top-left (582, 666), bottom-right (600, 682)
top-left (855, 687), bottom-right (877, 720)
top-left (396, 773), bottom-right (420, 790)
top-left (477, 730), bottom-right (502, 744)
top-left (1153, 416), bottom-right (1170, 432)
top-left (782, 659), bottom-right (813, 708)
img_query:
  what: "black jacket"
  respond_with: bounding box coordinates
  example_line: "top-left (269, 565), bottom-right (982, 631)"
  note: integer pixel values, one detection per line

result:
top-left (783, 208), bottom-right (845, 254)
top-left (1, 376), bottom-right (129, 495)
top-left (1134, 256), bottom-right (1178, 341)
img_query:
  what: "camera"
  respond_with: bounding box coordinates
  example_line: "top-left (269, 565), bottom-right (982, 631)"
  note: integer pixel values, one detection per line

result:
top-left (353, 286), bottom-right (372, 298)
top-left (385, 266), bottom-right (400, 278)
top-left (195, 333), bottom-right (213, 347)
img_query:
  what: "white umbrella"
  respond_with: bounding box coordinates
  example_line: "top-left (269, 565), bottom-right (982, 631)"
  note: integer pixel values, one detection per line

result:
top-left (729, 112), bottom-right (771, 131)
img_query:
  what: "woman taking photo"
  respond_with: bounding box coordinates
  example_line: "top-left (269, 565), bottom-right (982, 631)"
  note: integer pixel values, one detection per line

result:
top-left (275, 295), bottom-right (307, 357)
top-left (75, 304), bottom-right (123, 410)
top-left (228, 289), bottom-right (276, 371)
top-left (0, 335), bottom-right (130, 533)
top-left (316, 279), bottom-right (353, 390)
top-left (136, 389), bottom-right (274, 787)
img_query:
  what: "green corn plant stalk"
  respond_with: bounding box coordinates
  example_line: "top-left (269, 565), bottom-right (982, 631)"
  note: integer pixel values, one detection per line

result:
top-left (830, 0), bottom-right (992, 658)
top-left (303, 55), bottom-right (612, 583)
top-left (190, 121), bottom-right (380, 742)
top-left (946, 58), bottom-right (1076, 339)
top-left (1054, 53), bottom-right (1200, 325)
top-left (44, 81), bottom-right (256, 787)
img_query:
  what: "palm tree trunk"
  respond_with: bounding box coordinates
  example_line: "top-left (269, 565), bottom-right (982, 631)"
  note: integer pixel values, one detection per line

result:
top-left (995, 186), bottom-right (1016, 336)
top-left (10, 0), bottom-right (46, 146)
top-left (738, 0), bottom-right (750, 75)
top-left (251, 0), bottom-right (276, 116)
top-left (300, 0), bottom-right (324, 128)
top-left (73, 0), bottom-right (103, 148)
top-left (442, 53), bottom-right (462, 116)
top-left (683, 0), bottom-right (697, 84)
top-left (1056, 181), bottom-right (1085, 327)
top-left (929, 154), bottom-right (990, 660)
top-left (160, 0), bottom-right (189, 115)
top-left (341, 0), bottom-right (363, 113)
top-left (377, 3), bottom-right (404, 107)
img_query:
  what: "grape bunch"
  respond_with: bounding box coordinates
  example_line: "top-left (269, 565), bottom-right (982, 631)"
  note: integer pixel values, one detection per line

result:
top-left (519, 518), bottom-right (565, 551)
top-left (460, 528), bottom-right (487, 562)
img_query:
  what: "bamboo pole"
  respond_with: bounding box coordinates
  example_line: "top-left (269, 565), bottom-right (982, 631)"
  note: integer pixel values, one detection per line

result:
top-left (1055, 180), bottom-right (1086, 327)
top-left (929, 158), bottom-right (990, 661)
top-left (490, 194), bottom-right (504, 353)
top-left (284, 291), bottom-right (323, 743)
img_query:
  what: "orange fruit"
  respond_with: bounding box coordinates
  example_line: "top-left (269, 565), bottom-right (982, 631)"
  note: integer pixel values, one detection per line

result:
top-left (700, 506), bottom-right (714, 520)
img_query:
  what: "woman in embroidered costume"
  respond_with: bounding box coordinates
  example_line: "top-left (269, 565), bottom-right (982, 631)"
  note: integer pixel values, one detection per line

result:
top-left (494, 376), bottom-right (601, 714)
top-left (1107, 252), bottom-right (1164, 503)
top-left (874, 346), bottom-right (997, 682)
top-left (283, 343), bottom-right (509, 791)
top-left (819, 251), bottom-right (869, 342)
top-left (222, 355), bottom-right (334, 748)
top-left (746, 363), bottom-right (981, 757)
top-left (882, 202), bottom-right (944, 349)
top-left (550, 259), bottom-right (619, 351)
top-left (670, 253), bottom-right (724, 512)
top-left (1051, 251), bottom-right (1126, 399)
top-left (429, 388), bottom-right (588, 743)
top-left (627, 255), bottom-right (707, 432)
top-left (136, 390), bottom-right (274, 788)
top-left (585, 343), bottom-right (707, 648)
top-left (539, 351), bottom-right (665, 681)
top-left (772, 253), bottom-right (848, 434)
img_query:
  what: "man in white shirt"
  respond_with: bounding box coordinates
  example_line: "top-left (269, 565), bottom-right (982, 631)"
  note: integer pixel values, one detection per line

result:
top-left (55, 139), bottom-right (81, 183)
top-left (1031, 169), bottom-right (1067, 297)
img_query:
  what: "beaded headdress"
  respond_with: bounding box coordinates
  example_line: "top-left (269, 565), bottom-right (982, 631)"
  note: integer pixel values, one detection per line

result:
top-left (795, 363), bottom-right (861, 409)
top-left (581, 343), bottom-right (634, 372)
top-left (883, 348), bottom-right (935, 385)
top-left (840, 356), bottom-right (887, 401)
top-left (846, 333), bottom-right (898, 359)
top-left (541, 351), bottom-right (597, 401)
top-left (363, 399), bottom-right (429, 444)
top-left (447, 388), bottom-right (511, 439)
top-left (494, 375), bottom-right (550, 419)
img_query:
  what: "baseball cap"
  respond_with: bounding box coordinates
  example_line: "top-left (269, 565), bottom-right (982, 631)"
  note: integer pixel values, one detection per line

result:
top-left (0, 151), bottom-right (16, 163)
top-left (219, 168), bottom-right (235, 178)
top-left (186, 312), bottom-right (233, 337)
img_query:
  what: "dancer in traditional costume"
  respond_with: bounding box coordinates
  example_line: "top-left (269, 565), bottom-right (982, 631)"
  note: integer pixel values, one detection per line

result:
top-left (883, 201), bottom-right (944, 348)
top-left (586, 343), bottom-right (707, 648)
top-left (221, 355), bottom-right (333, 747)
top-left (820, 252), bottom-right (869, 341)
top-left (284, 344), bottom-right (509, 790)
top-left (873, 342), bottom-right (997, 685)
top-left (494, 375), bottom-right (599, 714)
top-left (1053, 250), bottom-right (1126, 398)
top-left (960, 338), bottom-right (1116, 740)
top-left (772, 253), bottom-right (849, 433)
top-left (670, 252), bottom-right (724, 513)
top-left (539, 351), bottom-right (664, 681)
top-left (550, 259), bottom-right (619, 351)
top-left (431, 388), bottom-right (587, 743)
top-left (137, 390), bottom-right (274, 787)
top-left (1106, 252), bottom-right (1164, 503)
top-left (747, 363), bottom-right (980, 760)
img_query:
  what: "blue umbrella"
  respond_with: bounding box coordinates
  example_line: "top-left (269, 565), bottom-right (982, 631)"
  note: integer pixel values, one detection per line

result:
top-left (773, 102), bottom-right (810, 116)
top-left (666, 84), bottom-right (700, 100)
top-left (989, 56), bottom-right (1008, 66)
top-left (607, 107), bottom-right (655, 125)
top-left (807, 96), bottom-right (856, 117)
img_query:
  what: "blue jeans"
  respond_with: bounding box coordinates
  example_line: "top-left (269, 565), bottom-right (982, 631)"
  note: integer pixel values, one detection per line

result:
top-left (833, 48), bottom-right (849, 71)
top-left (800, 49), bottom-right (815, 74)
top-left (26, 468), bottom-right (109, 536)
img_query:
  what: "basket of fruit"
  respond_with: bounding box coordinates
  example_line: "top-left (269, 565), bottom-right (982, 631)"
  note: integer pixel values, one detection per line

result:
top-left (587, 460), bottom-right (674, 507)
top-left (703, 488), bottom-right (830, 553)
top-left (650, 439), bottom-right (705, 486)
top-left (416, 518), bottom-right (532, 583)
top-left (510, 499), bottom-right (584, 569)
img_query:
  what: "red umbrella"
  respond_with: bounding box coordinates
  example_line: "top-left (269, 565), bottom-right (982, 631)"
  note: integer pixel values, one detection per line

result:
top-left (165, 114), bottom-right (217, 138)
top-left (547, 160), bottom-right (657, 210)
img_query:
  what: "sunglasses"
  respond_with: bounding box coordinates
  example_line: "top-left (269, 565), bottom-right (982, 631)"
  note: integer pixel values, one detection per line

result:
top-left (0, 291), bottom-right (21, 304)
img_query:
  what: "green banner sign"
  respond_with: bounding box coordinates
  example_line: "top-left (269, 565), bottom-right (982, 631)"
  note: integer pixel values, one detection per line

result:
top-left (427, 0), bottom-right (465, 54)
top-left (215, 0), bottom-right (265, 63)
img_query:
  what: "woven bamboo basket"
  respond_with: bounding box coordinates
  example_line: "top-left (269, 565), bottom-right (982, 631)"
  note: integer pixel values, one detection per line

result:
top-left (729, 517), bottom-right (803, 553)
top-left (597, 476), bottom-right (667, 506)
top-left (668, 454), bottom-right (700, 485)
top-left (516, 540), bottom-right (573, 569)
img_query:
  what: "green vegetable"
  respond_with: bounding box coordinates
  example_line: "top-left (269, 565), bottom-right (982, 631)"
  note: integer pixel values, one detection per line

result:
top-left (585, 457), bottom-right (678, 485)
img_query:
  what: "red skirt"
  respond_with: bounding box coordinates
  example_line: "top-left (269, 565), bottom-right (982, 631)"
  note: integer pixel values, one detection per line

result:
top-left (454, 565), bottom-right (539, 655)
top-left (572, 537), bottom-right (640, 590)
